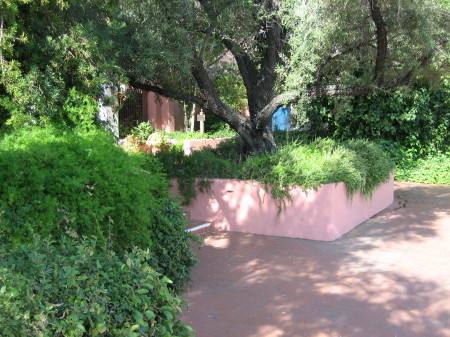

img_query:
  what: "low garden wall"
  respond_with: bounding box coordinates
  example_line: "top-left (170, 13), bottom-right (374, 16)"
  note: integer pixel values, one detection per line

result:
top-left (183, 137), bottom-right (232, 155)
top-left (173, 174), bottom-right (394, 241)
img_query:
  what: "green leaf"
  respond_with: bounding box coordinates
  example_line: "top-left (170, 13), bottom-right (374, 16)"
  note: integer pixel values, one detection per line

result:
top-left (144, 310), bottom-right (155, 319)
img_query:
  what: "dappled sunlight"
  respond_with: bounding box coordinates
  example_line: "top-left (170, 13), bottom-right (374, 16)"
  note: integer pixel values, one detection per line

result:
top-left (205, 232), bottom-right (230, 249)
top-left (181, 182), bottom-right (450, 337)
top-left (248, 325), bottom-right (285, 337)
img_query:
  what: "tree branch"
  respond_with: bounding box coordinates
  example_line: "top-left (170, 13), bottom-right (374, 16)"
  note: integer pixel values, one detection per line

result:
top-left (260, 0), bottom-right (283, 84)
top-left (310, 46), bottom-right (437, 99)
top-left (199, 23), bottom-right (215, 61)
top-left (129, 80), bottom-right (207, 107)
top-left (222, 38), bottom-right (258, 92)
top-left (256, 92), bottom-right (298, 129)
top-left (316, 39), bottom-right (375, 82)
top-left (189, 56), bottom-right (259, 144)
top-left (369, 0), bottom-right (388, 85)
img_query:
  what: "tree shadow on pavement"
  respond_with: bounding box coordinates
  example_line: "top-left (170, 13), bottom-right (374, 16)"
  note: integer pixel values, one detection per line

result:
top-left (181, 182), bottom-right (450, 337)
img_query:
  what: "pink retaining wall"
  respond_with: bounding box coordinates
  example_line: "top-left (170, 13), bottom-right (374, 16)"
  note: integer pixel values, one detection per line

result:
top-left (183, 137), bottom-right (232, 155)
top-left (173, 174), bottom-right (394, 241)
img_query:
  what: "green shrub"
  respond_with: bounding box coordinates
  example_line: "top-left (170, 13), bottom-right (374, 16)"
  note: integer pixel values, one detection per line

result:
top-left (63, 87), bottom-right (99, 130)
top-left (0, 127), bottom-right (198, 291)
top-left (156, 146), bottom-right (236, 204)
top-left (395, 152), bottom-right (450, 184)
top-left (303, 85), bottom-right (450, 157)
top-left (131, 121), bottom-right (154, 141)
top-left (0, 236), bottom-right (194, 337)
top-left (147, 132), bottom-right (169, 147)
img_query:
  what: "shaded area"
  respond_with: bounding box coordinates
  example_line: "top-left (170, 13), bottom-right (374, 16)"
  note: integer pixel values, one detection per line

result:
top-left (181, 182), bottom-right (450, 337)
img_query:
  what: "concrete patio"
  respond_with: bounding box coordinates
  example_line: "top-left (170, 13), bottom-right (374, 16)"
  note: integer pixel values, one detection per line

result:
top-left (180, 182), bottom-right (450, 337)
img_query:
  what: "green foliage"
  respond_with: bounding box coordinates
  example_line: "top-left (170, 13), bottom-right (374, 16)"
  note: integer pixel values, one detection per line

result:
top-left (241, 139), bottom-right (394, 203)
top-left (214, 74), bottom-right (248, 112)
top-left (157, 137), bottom-right (394, 205)
top-left (395, 152), bottom-right (450, 184)
top-left (146, 132), bottom-right (169, 147)
top-left (156, 146), bottom-right (236, 205)
top-left (63, 87), bottom-right (99, 130)
top-left (0, 236), bottom-right (194, 337)
top-left (304, 85), bottom-right (450, 157)
top-left (131, 121), bottom-right (154, 141)
top-left (163, 130), bottom-right (237, 141)
top-left (0, 127), bottom-right (198, 291)
top-left (281, 0), bottom-right (449, 93)
top-left (0, 0), bottom-right (123, 127)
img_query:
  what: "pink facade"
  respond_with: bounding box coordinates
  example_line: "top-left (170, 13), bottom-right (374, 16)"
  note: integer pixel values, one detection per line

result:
top-left (173, 174), bottom-right (394, 241)
top-left (183, 137), bottom-right (232, 155)
top-left (143, 91), bottom-right (184, 132)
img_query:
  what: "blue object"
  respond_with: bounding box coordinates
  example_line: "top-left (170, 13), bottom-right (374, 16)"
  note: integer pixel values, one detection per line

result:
top-left (272, 106), bottom-right (291, 131)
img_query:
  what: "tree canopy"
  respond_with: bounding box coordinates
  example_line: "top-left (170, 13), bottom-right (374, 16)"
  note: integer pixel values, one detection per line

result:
top-left (119, 0), bottom-right (449, 153)
top-left (1, 0), bottom-right (448, 153)
top-left (0, 0), bottom-right (121, 126)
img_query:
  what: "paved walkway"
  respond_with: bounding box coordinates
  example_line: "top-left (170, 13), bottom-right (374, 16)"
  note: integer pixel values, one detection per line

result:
top-left (180, 182), bottom-right (450, 337)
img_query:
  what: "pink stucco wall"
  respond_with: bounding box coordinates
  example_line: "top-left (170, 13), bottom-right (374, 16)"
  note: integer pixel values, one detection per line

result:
top-left (173, 174), bottom-right (394, 241)
top-left (143, 91), bottom-right (184, 132)
top-left (183, 137), bottom-right (232, 155)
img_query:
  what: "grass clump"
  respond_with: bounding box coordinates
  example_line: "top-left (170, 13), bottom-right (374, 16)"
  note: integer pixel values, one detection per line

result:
top-left (241, 139), bottom-right (394, 203)
top-left (162, 129), bottom-right (237, 141)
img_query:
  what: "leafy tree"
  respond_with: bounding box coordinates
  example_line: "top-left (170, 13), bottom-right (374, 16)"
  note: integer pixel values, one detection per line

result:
top-left (0, 0), bottom-right (122, 127)
top-left (118, 0), bottom-right (449, 154)
top-left (1, 0), bottom-right (448, 153)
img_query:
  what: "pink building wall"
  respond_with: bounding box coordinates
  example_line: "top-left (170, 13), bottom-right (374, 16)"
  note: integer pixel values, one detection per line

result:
top-left (143, 91), bottom-right (184, 132)
top-left (172, 174), bottom-right (394, 241)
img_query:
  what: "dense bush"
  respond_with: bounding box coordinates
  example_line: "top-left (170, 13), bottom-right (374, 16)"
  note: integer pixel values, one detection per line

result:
top-left (0, 237), bottom-right (194, 337)
top-left (303, 85), bottom-right (450, 157)
top-left (0, 127), bottom-right (197, 290)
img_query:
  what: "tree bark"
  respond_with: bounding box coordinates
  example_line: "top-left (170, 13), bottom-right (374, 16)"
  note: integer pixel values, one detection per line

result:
top-left (369, 0), bottom-right (388, 85)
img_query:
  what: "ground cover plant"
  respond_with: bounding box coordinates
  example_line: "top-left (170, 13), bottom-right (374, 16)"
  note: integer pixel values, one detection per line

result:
top-left (0, 236), bottom-right (194, 337)
top-left (0, 126), bottom-right (198, 291)
top-left (395, 153), bottom-right (450, 185)
top-left (156, 137), bottom-right (394, 205)
top-left (162, 129), bottom-right (237, 141)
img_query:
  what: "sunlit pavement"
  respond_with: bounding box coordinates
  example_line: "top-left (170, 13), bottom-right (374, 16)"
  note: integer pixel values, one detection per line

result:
top-left (181, 182), bottom-right (450, 337)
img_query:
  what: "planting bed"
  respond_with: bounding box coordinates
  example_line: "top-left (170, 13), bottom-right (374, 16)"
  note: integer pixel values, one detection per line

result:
top-left (183, 137), bottom-right (232, 155)
top-left (172, 174), bottom-right (394, 241)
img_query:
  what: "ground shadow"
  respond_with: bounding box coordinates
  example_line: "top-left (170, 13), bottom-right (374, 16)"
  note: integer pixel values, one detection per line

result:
top-left (181, 182), bottom-right (450, 337)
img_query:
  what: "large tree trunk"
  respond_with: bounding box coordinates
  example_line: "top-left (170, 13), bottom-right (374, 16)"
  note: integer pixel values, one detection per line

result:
top-left (241, 124), bottom-right (277, 154)
top-left (191, 53), bottom-right (279, 154)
